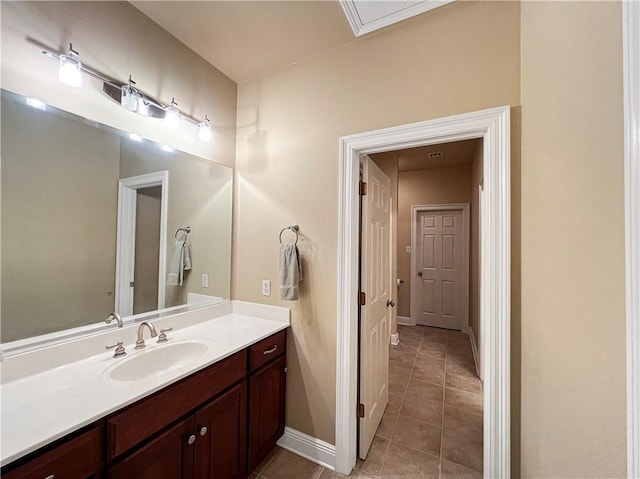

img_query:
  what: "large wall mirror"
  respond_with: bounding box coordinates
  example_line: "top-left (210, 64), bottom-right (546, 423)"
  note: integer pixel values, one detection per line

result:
top-left (0, 89), bottom-right (233, 346)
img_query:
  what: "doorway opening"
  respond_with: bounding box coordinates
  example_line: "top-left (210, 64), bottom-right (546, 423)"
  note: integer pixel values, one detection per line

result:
top-left (115, 170), bottom-right (169, 317)
top-left (354, 138), bottom-right (484, 476)
top-left (336, 106), bottom-right (511, 477)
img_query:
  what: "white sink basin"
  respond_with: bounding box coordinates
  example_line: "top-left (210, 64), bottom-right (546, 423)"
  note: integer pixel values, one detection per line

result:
top-left (104, 339), bottom-right (214, 382)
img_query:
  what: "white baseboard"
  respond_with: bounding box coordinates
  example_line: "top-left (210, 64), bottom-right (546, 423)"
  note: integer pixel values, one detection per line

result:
top-left (390, 332), bottom-right (400, 345)
top-left (276, 427), bottom-right (336, 471)
top-left (397, 315), bottom-right (415, 326)
top-left (469, 326), bottom-right (482, 380)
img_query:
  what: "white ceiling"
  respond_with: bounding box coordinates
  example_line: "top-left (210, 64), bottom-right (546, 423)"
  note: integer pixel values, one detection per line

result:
top-left (131, 1), bottom-right (356, 84)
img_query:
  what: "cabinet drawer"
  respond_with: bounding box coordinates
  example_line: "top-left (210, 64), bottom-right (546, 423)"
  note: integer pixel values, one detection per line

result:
top-left (106, 350), bottom-right (247, 461)
top-left (249, 330), bottom-right (286, 372)
top-left (2, 426), bottom-right (102, 479)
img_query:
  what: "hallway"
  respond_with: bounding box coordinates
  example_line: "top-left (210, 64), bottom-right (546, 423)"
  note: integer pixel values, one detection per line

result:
top-left (252, 325), bottom-right (483, 479)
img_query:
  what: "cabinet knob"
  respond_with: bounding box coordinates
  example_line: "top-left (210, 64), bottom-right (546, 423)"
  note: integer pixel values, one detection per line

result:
top-left (187, 434), bottom-right (196, 445)
top-left (199, 426), bottom-right (208, 436)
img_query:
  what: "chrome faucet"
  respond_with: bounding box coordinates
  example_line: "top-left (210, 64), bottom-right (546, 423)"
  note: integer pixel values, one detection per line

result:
top-left (105, 312), bottom-right (123, 328)
top-left (135, 321), bottom-right (157, 349)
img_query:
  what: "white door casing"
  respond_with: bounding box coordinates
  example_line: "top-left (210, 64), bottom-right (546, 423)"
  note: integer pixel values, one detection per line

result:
top-left (623, 1), bottom-right (640, 476)
top-left (359, 156), bottom-right (391, 459)
top-left (410, 205), bottom-right (469, 331)
top-left (115, 171), bottom-right (169, 317)
top-left (336, 106), bottom-right (510, 477)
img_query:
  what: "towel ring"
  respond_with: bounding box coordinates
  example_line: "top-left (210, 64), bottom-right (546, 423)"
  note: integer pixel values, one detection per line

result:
top-left (279, 224), bottom-right (299, 246)
top-left (175, 226), bottom-right (191, 241)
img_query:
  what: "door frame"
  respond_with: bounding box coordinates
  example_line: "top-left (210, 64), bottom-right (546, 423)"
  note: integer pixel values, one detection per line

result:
top-left (336, 106), bottom-right (510, 477)
top-left (115, 170), bottom-right (169, 316)
top-left (409, 203), bottom-right (470, 333)
top-left (623, 1), bottom-right (640, 476)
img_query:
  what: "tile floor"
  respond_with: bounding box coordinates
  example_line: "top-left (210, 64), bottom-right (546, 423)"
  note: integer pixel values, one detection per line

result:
top-left (252, 325), bottom-right (483, 479)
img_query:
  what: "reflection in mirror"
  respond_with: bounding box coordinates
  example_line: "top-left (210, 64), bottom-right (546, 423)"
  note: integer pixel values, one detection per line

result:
top-left (0, 89), bottom-right (232, 344)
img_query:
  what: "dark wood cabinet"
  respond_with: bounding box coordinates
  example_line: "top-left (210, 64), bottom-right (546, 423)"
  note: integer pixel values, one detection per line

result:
top-left (1, 328), bottom-right (288, 479)
top-left (195, 382), bottom-right (247, 479)
top-left (2, 425), bottom-right (102, 479)
top-left (107, 418), bottom-right (195, 479)
top-left (247, 353), bottom-right (287, 472)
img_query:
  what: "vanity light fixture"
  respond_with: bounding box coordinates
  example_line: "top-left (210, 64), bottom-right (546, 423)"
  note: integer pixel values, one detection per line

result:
top-left (42, 42), bottom-right (213, 142)
top-left (198, 116), bottom-right (212, 143)
top-left (58, 43), bottom-right (82, 87)
top-left (164, 98), bottom-right (180, 128)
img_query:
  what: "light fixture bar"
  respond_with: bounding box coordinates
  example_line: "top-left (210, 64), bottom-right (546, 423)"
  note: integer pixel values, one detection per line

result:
top-left (41, 47), bottom-right (210, 131)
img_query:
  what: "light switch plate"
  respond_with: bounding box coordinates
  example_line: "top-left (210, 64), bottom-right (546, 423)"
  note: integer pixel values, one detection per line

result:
top-left (262, 279), bottom-right (271, 296)
top-left (202, 273), bottom-right (209, 288)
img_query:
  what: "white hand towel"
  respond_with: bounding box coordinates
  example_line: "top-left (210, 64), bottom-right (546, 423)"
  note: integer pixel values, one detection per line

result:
top-left (279, 243), bottom-right (303, 300)
top-left (167, 239), bottom-right (192, 286)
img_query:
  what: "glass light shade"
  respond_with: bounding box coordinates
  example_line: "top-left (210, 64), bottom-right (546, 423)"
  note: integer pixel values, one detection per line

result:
top-left (198, 120), bottom-right (212, 142)
top-left (58, 55), bottom-right (82, 87)
top-left (121, 86), bottom-right (138, 112)
top-left (165, 104), bottom-right (180, 128)
top-left (137, 100), bottom-right (150, 116)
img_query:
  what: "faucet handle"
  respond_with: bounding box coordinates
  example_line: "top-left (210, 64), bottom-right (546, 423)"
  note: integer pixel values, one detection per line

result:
top-left (157, 328), bottom-right (173, 343)
top-left (106, 341), bottom-right (127, 358)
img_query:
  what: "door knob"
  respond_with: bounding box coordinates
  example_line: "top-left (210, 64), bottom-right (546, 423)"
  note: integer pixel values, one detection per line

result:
top-left (418, 271), bottom-right (423, 277)
top-left (386, 299), bottom-right (395, 308)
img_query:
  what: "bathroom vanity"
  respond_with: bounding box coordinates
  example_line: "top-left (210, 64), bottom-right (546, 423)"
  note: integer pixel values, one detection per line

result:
top-left (0, 302), bottom-right (289, 479)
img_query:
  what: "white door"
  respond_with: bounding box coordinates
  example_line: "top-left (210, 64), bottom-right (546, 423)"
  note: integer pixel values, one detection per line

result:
top-left (359, 156), bottom-right (391, 459)
top-left (413, 208), bottom-right (468, 330)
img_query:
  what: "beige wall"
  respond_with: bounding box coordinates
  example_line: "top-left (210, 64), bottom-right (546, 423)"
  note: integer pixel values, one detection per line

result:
top-left (370, 154), bottom-right (399, 335)
top-left (469, 142), bottom-right (483, 351)
top-left (0, 1), bottom-right (237, 168)
top-left (396, 164), bottom-right (473, 318)
top-left (1, 95), bottom-right (120, 342)
top-left (521, 2), bottom-right (626, 477)
top-left (234, 1), bottom-right (521, 445)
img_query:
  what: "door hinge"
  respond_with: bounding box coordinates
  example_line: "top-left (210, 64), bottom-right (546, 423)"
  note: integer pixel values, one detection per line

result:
top-left (359, 291), bottom-right (366, 306)
top-left (359, 181), bottom-right (367, 196)
top-left (358, 403), bottom-right (365, 418)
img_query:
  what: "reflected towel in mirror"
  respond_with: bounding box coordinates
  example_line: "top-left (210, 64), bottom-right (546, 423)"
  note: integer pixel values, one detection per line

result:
top-left (279, 243), bottom-right (303, 300)
top-left (167, 239), bottom-right (191, 286)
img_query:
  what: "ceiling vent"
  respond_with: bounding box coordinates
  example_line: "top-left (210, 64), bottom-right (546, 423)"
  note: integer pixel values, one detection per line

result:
top-left (428, 152), bottom-right (444, 159)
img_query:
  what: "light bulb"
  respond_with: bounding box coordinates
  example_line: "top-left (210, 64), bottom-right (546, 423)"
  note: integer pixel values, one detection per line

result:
top-left (164, 98), bottom-right (179, 128)
top-left (121, 85), bottom-right (138, 112)
top-left (198, 117), bottom-right (212, 142)
top-left (58, 44), bottom-right (82, 87)
top-left (137, 100), bottom-right (150, 116)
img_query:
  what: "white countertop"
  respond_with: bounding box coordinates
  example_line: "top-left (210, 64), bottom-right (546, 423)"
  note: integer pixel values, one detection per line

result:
top-left (0, 302), bottom-right (289, 467)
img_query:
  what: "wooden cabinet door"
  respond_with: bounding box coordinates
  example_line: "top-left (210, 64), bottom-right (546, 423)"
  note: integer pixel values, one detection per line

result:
top-left (107, 418), bottom-right (195, 479)
top-left (2, 426), bottom-right (102, 479)
top-left (247, 355), bottom-right (286, 473)
top-left (194, 382), bottom-right (247, 479)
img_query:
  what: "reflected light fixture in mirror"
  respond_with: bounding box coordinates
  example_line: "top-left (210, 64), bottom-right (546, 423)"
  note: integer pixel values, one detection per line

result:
top-left (42, 42), bottom-right (211, 142)
top-left (58, 43), bottom-right (82, 88)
